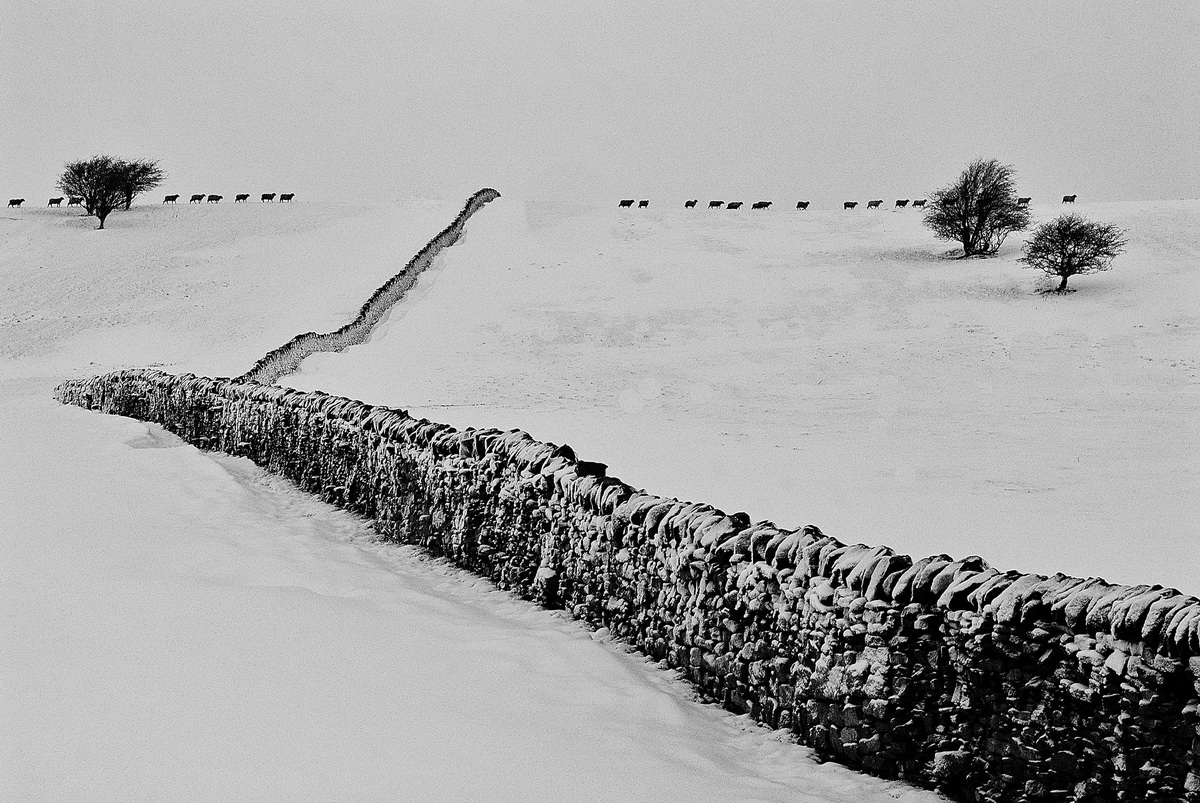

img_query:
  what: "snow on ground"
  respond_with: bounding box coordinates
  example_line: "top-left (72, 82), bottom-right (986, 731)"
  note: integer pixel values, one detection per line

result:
top-left (1, 201), bottom-right (942, 802)
top-left (287, 197), bottom-right (1200, 595)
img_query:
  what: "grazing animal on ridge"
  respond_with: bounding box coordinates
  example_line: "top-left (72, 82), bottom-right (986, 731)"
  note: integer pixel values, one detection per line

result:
top-left (67, 197), bottom-right (82, 207)
top-left (912, 199), bottom-right (927, 209)
top-left (796, 201), bottom-right (810, 210)
top-left (638, 200), bottom-right (649, 208)
top-left (206, 194), bottom-right (222, 203)
top-left (48, 197), bottom-right (64, 207)
top-left (7, 199), bottom-right (24, 207)
top-left (727, 201), bottom-right (744, 209)
top-left (279, 193), bottom-right (295, 203)
top-left (751, 201), bottom-right (772, 210)
top-left (189, 194), bottom-right (205, 203)
top-left (1017, 197), bottom-right (1031, 207)
top-left (262, 193), bottom-right (276, 202)
top-left (708, 200), bottom-right (724, 209)
top-left (685, 199), bottom-right (698, 208)
top-left (619, 199), bottom-right (635, 207)
top-left (235, 194), bottom-right (250, 203)
top-left (867, 199), bottom-right (883, 209)
top-left (895, 199), bottom-right (909, 208)
top-left (1062, 194), bottom-right (1076, 204)
top-left (163, 194), bottom-right (179, 204)
top-left (844, 201), bottom-right (858, 210)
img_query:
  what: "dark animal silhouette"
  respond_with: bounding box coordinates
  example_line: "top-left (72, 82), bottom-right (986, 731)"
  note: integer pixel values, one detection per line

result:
top-left (895, 199), bottom-right (909, 208)
top-left (48, 197), bottom-right (64, 207)
top-left (638, 200), bottom-right (649, 208)
top-left (206, 194), bottom-right (222, 203)
top-left (1017, 197), bottom-right (1031, 207)
top-left (279, 193), bottom-right (295, 203)
top-left (262, 193), bottom-right (276, 202)
top-left (619, 199), bottom-right (635, 207)
top-left (796, 201), bottom-right (810, 210)
top-left (844, 202), bottom-right (858, 210)
top-left (685, 199), bottom-right (698, 208)
top-left (163, 194), bottom-right (179, 204)
top-left (751, 201), bottom-right (772, 210)
top-left (7, 199), bottom-right (24, 207)
top-left (727, 201), bottom-right (743, 209)
top-left (708, 200), bottom-right (724, 209)
top-left (867, 200), bottom-right (883, 209)
top-left (189, 194), bottom-right (205, 203)
top-left (912, 199), bottom-right (927, 209)
top-left (1062, 195), bottom-right (1076, 204)
top-left (67, 197), bottom-right (83, 207)
top-left (235, 194), bottom-right (250, 203)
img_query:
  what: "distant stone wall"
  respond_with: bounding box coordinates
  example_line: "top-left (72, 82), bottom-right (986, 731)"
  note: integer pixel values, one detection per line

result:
top-left (55, 369), bottom-right (1200, 803)
top-left (237, 188), bottom-right (501, 384)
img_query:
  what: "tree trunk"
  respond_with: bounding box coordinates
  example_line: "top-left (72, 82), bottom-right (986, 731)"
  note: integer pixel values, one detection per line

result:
top-left (962, 223), bottom-right (982, 256)
top-left (124, 190), bottom-right (133, 211)
top-left (96, 208), bottom-right (109, 229)
top-left (1058, 274), bottom-right (1069, 292)
top-left (961, 233), bottom-right (976, 257)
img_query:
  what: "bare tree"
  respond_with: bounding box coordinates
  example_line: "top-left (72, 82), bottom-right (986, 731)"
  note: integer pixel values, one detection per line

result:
top-left (1020, 213), bottom-right (1127, 292)
top-left (923, 158), bottom-right (1032, 257)
top-left (56, 156), bottom-right (164, 229)
top-left (119, 159), bottom-right (166, 210)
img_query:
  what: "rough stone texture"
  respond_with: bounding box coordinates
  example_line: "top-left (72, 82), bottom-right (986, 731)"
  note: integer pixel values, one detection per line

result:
top-left (55, 370), bottom-right (1200, 803)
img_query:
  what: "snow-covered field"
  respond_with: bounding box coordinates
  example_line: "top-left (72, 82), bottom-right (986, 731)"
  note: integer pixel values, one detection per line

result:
top-left (2, 200), bottom-right (947, 802)
top-left (3, 197), bottom-right (1196, 800)
top-left (289, 197), bottom-right (1199, 592)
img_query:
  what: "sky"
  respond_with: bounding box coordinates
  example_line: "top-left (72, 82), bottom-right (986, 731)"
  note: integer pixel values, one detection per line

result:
top-left (2, 1), bottom-right (1198, 206)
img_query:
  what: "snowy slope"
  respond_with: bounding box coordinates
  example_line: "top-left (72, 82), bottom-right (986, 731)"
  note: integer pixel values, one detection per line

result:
top-left (286, 198), bottom-right (1200, 594)
top-left (1, 201), bottom-right (942, 802)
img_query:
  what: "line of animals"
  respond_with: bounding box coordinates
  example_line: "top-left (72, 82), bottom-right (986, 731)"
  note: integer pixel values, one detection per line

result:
top-left (164, 193), bottom-right (297, 204)
top-left (8, 192), bottom-right (1082, 210)
top-left (8, 193), bottom-right (296, 208)
top-left (618, 195), bottom-right (1077, 210)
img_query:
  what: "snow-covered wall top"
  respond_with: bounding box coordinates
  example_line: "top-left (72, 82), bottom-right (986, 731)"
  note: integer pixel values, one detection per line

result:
top-left (237, 187), bottom-right (500, 385)
top-left (55, 369), bottom-right (1200, 802)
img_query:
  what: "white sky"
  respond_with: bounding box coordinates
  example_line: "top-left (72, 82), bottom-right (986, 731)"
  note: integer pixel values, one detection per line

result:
top-left (3, 2), bottom-right (1197, 205)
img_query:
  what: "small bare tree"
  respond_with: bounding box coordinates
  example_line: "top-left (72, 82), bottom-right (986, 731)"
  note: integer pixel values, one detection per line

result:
top-left (56, 156), bottom-right (164, 229)
top-left (1020, 213), bottom-right (1127, 292)
top-left (923, 158), bottom-right (1032, 257)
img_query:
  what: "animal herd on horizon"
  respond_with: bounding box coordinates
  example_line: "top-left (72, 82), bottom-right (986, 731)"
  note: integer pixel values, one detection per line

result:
top-left (617, 195), bottom-right (1078, 210)
top-left (8, 192), bottom-right (1083, 210)
top-left (167, 192), bottom-right (296, 204)
top-left (8, 193), bottom-right (296, 208)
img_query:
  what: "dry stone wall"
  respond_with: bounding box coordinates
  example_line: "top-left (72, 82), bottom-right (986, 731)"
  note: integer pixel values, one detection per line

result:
top-left (237, 188), bottom-right (500, 384)
top-left (56, 369), bottom-right (1200, 803)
